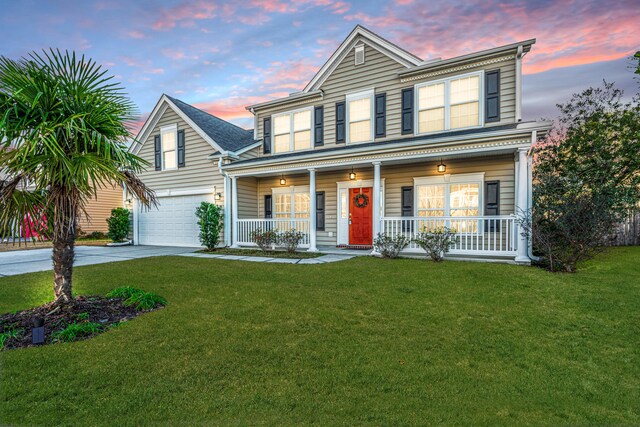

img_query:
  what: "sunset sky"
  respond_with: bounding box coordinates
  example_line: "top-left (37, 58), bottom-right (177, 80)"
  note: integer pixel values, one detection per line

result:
top-left (2, 0), bottom-right (638, 133)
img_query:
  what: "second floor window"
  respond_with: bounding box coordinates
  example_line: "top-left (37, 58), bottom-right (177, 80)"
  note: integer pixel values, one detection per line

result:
top-left (161, 125), bottom-right (177, 170)
top-left (273, 108), bottom-right (313, 153)
top-left (347, 90), bottom-right (374, 143)
top-left (416, 72), bottom-right (482, 134)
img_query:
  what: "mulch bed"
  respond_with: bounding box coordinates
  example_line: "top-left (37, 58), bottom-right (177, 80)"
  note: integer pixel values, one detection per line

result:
top-left (0, 296), bottom-right (157, 350)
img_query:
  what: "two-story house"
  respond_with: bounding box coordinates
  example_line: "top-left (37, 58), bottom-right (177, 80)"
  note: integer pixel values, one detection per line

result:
top-left (130, 25), bottom-right (551, 263)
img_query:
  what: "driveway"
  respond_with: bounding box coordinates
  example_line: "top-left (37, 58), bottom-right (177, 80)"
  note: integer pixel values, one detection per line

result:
top-left (0, 245), bottom-right (198, 277)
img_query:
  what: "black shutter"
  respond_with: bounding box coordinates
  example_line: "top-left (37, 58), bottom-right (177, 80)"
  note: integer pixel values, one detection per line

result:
top-left (401, 87), bottom-right (414, 134)
top-left (484, 180), bottom-right (500, 231)
top-left (177, 129), bottom-right (185, 167)
top-left (335, 101), bottom-right (346, 143)
top-left (316, 191), bottom-right (325, 231)
top-left (375, 93), bottom-right (386, 138)
top-left (154, 134), bottom-right (161, 170)
top-left (485, 70), bottom-right (500, 123)
top-left (263, 117), bottom-right (271, 154)
top-left (401, 186), bottom-right (414, 232)
top-left (314, 106), bottom-right (324, 146)
top-left (264, 195), bottom-right (272, 219)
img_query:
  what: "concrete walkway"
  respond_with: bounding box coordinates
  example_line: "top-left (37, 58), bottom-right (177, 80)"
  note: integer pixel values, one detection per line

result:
top-left (179, 252), bottom-right (354, 264)
top-left (0, 245), bottom-right (198, 277)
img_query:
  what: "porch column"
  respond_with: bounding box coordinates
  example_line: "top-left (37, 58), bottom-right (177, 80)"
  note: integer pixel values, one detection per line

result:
top-left (223, 174), bottom-right (231, 247)
top-left (515, 147), bottom-right (530, 264)
top-left (372, 161), bottom-right (381, 254)
top-left (231, 176), bottom-right (239, 248)
top-left (132, 197), bottom-right (139, 246)
top-left (308, 168), bottom-right (318, 252)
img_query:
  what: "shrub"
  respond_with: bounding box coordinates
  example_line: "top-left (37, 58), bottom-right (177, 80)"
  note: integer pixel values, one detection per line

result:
top-left (52, 322), bottom-right (103, 342)
top-left (195, 202), bottom-right (224, 250)
top-left (278, 229), bottom-right (304, 253)
top-left (413, 227), bottom-right (458, 262)
top-left (85, 231), bottom-right (108, 240)
top-left (373, 233), bottom-right (410, 258)
top-left (106, 208), bottom-right (130, 242)
top-left (0, 327), bottom-right (24, 350)
top-left (250, 228), bottom-right (278, 251)
top-left (107, 286), bottom-right (167, 310)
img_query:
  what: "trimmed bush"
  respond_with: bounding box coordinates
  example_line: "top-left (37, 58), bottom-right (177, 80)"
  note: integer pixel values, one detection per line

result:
top-left (106, 208), bottom-right (130, 242)
top-left (373, 233), bottom-right (410, 258)
top-left (195, 202), bottom-right (224, 250)
top-left (278, 229), bottom-right (304, 253)
top-left (413, 227), bottom-right (458, 262)
top-left (250, 228), bottom-right (278, 251)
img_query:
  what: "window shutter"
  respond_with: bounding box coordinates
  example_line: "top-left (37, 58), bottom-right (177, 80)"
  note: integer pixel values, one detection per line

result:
top-left (335, 101), bottom-right (346, 143)
top-left (264, 195), bottom-right (272, 219)
top-left (316, 191), bottom-right (325, 231)
top-left (154, 134), bottom-right (161, 170)
top-left (263, 117), bottom-right (271, 154)
top-left (485, 70), bottom-right (500, 123)
top-left (375, 93), bottom-right (386, 138)
top-left (401, 88), bottom-right (414, 134)
top-left (314, 106), bottom-right (324, 146)
top-left (484, 180), bottom-right (500, 231)
top-left (177, 129), bottom-right (185, 168)
top-left (401, 186), bottom-right (414, 232)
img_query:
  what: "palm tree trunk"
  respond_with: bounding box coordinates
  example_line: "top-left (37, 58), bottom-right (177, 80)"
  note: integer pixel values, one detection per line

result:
top-left (52, 194), bottom-right (77, 304)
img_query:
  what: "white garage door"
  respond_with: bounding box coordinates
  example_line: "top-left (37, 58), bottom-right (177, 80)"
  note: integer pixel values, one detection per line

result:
top-left (138, 194), bottom-right (214, 247)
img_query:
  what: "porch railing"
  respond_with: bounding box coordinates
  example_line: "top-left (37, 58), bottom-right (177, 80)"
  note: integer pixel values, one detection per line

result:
top-left (381, 215), bottom-right (517, 255)
top-left (236, 218), bottom-right (311, 248)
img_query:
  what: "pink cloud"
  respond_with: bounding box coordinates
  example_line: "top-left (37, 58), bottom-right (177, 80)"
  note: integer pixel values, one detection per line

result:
top-left (152, 0), bottom-right (217, 31)
top-left (127, 30), bottom-right (145, 39)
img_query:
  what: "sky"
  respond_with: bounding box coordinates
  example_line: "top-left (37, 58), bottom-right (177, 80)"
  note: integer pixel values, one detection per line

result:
top-left (1, 0), bottom-right (638, 133)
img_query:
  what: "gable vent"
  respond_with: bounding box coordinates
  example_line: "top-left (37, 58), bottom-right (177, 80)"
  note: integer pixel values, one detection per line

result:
top-left (354, 45), bottom-right (365, 65)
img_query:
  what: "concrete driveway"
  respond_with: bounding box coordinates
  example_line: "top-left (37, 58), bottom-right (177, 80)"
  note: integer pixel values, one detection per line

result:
top-left (0, 245), bottom-right (198, 277)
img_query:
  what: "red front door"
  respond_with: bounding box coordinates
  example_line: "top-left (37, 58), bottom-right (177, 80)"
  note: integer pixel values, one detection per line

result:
top-left (349, 187), bottom-right (373, 246)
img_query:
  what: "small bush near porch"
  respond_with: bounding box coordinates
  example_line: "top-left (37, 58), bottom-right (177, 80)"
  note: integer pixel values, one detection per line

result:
top-left (1, 248), bottom-right (639, 425)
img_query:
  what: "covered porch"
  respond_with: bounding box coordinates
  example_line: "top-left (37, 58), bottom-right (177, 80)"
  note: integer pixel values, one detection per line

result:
top-left (224, 144), bottom-right (533, 263)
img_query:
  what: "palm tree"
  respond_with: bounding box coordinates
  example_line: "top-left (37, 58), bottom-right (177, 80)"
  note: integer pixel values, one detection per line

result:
top-left (0, 50), bottom-right (156, 305)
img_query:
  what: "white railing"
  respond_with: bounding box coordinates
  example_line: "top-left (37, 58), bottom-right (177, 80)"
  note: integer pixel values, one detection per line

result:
top-left (381, 216), bottom-right (517, 255)
top-left (236, 218), bottom-right (311, 248)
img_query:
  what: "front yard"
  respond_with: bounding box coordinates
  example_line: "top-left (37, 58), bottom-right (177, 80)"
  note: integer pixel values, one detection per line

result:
top-left (1, 248), bottom-right (639, 425)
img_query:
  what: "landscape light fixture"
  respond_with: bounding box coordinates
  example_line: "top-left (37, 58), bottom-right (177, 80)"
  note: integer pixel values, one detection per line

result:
top-left (349, 167), bottom-right (356, 180)
top-left (32, 316), bottom-right (45, 345)
top-left (437, 159), bottom-right (447, 173)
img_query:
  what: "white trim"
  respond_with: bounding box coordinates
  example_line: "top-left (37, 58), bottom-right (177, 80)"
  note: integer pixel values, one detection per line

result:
top-left (303, 25), bottom-right (422, 93)
top-left (354, 45), bottom-right (365, 66)
top-left (154, 186), bottom-right (215, 198)
top-left (336, 178), bottom-right (386, 246)
top-left (346, 89), bottom-right (375, 145)
top-left (413, 172), bottom-right (485, 185)
top-left (231, 141), bottom-right (261, 156)
top-left (271, 106), bottom-right (315, 154)
top-left (414, 71), bottom-right (484, 136)
top-left (413, 172), bottom-right (485, 220)
top-left (159, 124), bottom-right (178, 171)
top-left (515, 45), bottom-right (523, 122)
top-left (271, 185), bottom-right (311, 220)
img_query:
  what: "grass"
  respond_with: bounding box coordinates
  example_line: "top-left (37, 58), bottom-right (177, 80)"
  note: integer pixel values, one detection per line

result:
top-left (0, 247), bottom-right (639, 426)
top-left (199, 247), bottom-right (325, 258)
top-left (107, 287), bottom-right (167, 311)
top-left (0, 238), bottom-right (111, 252)
top-left (51, 321), bottom-right (103, 343)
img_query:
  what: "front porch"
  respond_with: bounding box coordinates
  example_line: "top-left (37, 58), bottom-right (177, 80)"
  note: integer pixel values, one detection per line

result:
top-left (226, 149), bottom-right (532, 263)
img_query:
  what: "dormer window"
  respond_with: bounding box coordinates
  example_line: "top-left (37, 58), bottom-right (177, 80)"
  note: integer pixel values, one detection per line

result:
top-left (354, 45), bottom-right (365, 65)
top-left (416, 72), bottom-right (483, 134)
top-left (273, 107), bottom-right (313, 153)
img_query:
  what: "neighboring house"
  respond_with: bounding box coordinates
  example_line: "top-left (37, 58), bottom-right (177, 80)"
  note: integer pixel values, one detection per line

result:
top-left (79, 184), bottom-right (124, 234)
top-left (130, 25), bottom-right (551, 263)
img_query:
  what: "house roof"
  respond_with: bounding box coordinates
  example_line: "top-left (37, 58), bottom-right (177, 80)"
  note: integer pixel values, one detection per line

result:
top-left (165, 95), bottom-right (257, 153)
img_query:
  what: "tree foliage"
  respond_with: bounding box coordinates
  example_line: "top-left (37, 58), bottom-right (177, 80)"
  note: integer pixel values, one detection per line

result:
top-left (195, 201), bottom-right (223, 250)
top-left (0, 50), bottom-right (156, 303)
top-left (106, 208), bottom-right (130, 242)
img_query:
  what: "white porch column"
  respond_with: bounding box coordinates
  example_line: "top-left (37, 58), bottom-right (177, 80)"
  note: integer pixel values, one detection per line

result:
top-left (132, 197), bottom-right (140, 246)
top-left (372, 161), bottom-right (382, 254)
top-left (231, 176), bottom-right (239, 248)
top-left (223, 174), bottom-right (231, 247)
top-left (515, 147), bottom-right (530, 264)
top-left (308, 168), bottom-right (318, 252)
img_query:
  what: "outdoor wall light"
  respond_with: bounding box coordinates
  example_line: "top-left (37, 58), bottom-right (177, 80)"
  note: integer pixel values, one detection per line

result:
top-left (437, 159), bottom-right (447, 173)
top-left (349, 167), bottom-right (356, 180)
top-left (32, 316), bottom-right (45, 345)
top-left (279, 175), bottom-right (287, 185)
top-left (214, 192), bottom-right (222, 200)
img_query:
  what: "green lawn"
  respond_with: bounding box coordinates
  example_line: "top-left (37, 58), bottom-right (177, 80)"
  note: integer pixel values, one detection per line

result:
top-left (1, 248), bottom-right (639, 426)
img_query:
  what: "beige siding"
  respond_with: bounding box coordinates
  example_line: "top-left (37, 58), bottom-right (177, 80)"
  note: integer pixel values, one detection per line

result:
top-left (237, 177), bottom-right (258, 218)
top-left (137, 107), bottom-right (223, 193)
top-left (80, 184), bottom-right (123, 233)
top-left (249, 155), bottom-right (515, 246)
top-left (253, 37), bottom-right (518, 158)
top-left (238, 146), bottom-right (260, 160)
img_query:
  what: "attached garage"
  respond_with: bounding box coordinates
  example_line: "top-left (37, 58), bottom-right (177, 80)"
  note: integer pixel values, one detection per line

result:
top-left (137, 193), bottom-right (214, 247)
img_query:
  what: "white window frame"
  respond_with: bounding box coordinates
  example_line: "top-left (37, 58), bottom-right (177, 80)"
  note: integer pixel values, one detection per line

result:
top-left (271, 185), bottom-right (311, 218)
top-left (160, 124), bottom-right (178, 171)
top-left (413, 172), bottom-right (484, 218)
top-left (354, 45), bottom-right (365, 66)
top-left (414, 71), bottom-right (484, 135)
top-left (346, 89), bottom-right (374, 144)
top-left (271, 107), bottom-right (314, 154)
